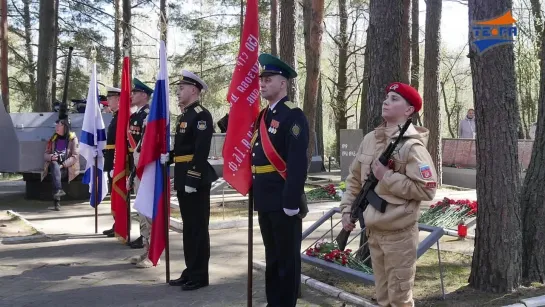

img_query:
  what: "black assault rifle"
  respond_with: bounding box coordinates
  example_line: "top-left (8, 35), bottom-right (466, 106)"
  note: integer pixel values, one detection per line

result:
top-left (335, 118), bottom-right (413, 251)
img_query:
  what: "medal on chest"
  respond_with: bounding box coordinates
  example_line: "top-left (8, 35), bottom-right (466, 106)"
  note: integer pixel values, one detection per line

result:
top-left (129, 120), bottom-right (141, 135)
top-left (268, 120), bottom-right (279, 134)
top-left (179, 121), bottom-right (187, 133)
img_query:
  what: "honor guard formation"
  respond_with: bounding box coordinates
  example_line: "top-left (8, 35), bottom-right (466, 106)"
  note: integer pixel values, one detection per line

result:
top-left (35, 49), bottom-right (438, 306)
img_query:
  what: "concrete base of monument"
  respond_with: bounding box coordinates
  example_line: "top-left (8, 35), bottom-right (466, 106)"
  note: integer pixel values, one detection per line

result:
top-left (442, 167), bottom-right (526, 189)
top-left (442, 167), bottom-right (477, 189)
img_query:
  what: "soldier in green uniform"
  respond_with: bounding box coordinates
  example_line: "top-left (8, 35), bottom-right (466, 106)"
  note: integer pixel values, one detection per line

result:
top-left (251, 54), bottom-right (309, 306)
top-left (165, 70), bottom-right (218, 291)
top-left (126, 78), bottom-right (157, 269)
top-left (102, 86), bottom-right (121, 237)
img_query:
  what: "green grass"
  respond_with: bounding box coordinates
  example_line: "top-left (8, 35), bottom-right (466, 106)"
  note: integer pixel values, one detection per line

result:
top-left (302, 250), bottom-right (545, 306)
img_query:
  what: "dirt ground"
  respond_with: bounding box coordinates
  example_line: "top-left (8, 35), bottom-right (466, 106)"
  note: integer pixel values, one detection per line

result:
top-left (302, 249), bottom-right (545, 307)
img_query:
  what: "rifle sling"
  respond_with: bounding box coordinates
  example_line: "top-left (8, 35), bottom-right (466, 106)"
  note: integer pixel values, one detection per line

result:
top-left (366, 189), bottom-right (388, 213)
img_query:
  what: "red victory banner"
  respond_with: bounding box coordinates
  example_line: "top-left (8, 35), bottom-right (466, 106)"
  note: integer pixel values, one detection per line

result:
top-left (222, 0), bottom-right (260, 196)
top-left (112, 55), bottom-right (131, 242)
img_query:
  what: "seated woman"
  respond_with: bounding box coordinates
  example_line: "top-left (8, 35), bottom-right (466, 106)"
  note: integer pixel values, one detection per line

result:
top-left (41, 113), bottom-right (80, 211)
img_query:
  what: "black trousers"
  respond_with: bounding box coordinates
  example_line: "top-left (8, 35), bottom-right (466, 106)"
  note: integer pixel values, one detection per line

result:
top-left (177, 185), bottom-right (211, 284)
top-left (258, 211), bottom-right (302, 307)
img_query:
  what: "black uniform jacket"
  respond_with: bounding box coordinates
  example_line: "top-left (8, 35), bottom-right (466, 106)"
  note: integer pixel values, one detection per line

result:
top-left (103, 111), bottom-right (117, 172)
top-left (128, 105), bottom-right (149, 150)
top-left (251, 96), bottom-right (310, 212)
top-left (170, 102), bottom-right (218, 190)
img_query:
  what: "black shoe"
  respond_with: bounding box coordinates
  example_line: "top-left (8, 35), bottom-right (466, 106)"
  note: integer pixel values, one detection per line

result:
top-left (103, 228), bottom-right (114, 235)
top-left (54, 201), bottom-right (61, 211)
top-left (168, 276), bottom-right (190, 286)
top-left (181, 281), bottom-right (208, 291)
top-left (129, 236), bottom-right (144, 249)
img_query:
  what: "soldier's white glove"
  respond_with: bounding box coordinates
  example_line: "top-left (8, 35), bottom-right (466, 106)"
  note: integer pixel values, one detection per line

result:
top-left (160, 153), bottom-right (169, 165)
top-left (185, 186), bottom-right (197, 193)
top-left (109, 170), bottom-right (113, 178)
top-left (284, 208), bottom-right (300, 217)
top-left (92, 149), bottom-right (98, 158)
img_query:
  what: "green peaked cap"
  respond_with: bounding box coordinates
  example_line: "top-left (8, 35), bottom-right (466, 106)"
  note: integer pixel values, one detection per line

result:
top-left (258, 53), bottom-right (298, 79)
top-left (132, 78), bottom-right (153, 95)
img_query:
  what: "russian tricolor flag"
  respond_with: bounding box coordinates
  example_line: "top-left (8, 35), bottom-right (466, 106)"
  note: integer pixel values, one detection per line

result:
top-left (80, 62), bottom-right (108, 207)
top-left (133, 41), bottom-right (171, 265)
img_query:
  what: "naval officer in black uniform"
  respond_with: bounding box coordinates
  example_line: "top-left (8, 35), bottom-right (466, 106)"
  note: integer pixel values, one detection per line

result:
top-left (251, 53), bottom-right (310, 307)
top-left (102, 86), bottom-right (121, 237)
top-left (126, 78), bottom-right (152, 251)
top-left (164, 70), bottom-right (218, 290)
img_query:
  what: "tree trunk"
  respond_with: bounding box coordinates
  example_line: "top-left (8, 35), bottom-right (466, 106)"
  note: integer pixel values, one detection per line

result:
top-left (23, 0), bottom-right (36, 105)
top-left (270, 0), bottom-right (278, 56)
top-left (302, 0), bottom-right (325, 168)
top-left (122, 0), bottom-right (132, 77)
top-left (529, 0), bottom-right (543, 59)
top-left (0, 0), bottom-right (9, 112)
top-left (239, 0), bottom-right (244, 43)
top-left (316, 76), bottom-right (325, 165)
top-left (279, 0), bottom-right (299, 106)
top-left (441, 81), bottom-right (455, 138)
top-left (50, 0), bottom-right (59, 104)
top-left (333, 0), bottom-right (349, 159)
top-left (521, 24), bottom-right (545, 284)
top-left (400, 0), bottom-right (410, 84)
top-left (410, 0), bottom-right (421, 126)
top-left (365, 0), bottom-right (403, 132)
top-left (423, 0), bottom-right (442, 186)
top-left (35, 0), bottom-right (57, 112)
top-left (160, 0), bottom-right (167, 43)
top-left (467, 0), bottom-right (522, 293)
top-left (359, 35), bottom-right (370, 131)
top-left (113, 0), bottom-right (121, 87)
top-left (410, 0), bottom-right (419, 89)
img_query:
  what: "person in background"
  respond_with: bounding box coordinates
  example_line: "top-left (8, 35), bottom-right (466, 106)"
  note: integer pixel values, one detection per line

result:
top-left (41, 105), bottom-right (80, 211)
top-left (127, 78), bottom-right (155, 268)
top-left (102, 86), bottom-right (121, 237)
top-left (100, 95), bottom-right (111, 113)
top-left (217, 113), bottom-right (229, 133)
top-left (458, 109), bottom-right (476, 139)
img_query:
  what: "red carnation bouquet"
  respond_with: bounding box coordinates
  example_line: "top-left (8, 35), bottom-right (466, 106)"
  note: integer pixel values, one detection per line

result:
top-left (418, 197), bottom-right (477, 228)
top-left (304, 241), bottom-right (373, 274)
top-left (306, 184), bottom-right (341, 201)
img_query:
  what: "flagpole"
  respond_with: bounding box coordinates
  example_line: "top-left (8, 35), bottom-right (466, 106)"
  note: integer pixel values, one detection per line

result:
top-left (163, 163), bottom-right (170, 283)
top-left (126, 161), bottom-right (132, 245)
top-left (124, 43), bottom-right (132, 245)
top-left (94, 156), bottom-right (99, 234)
top-left (126, 162), bottom-right (131, 244)
top-left (247, 187), bottom-right (253, 307)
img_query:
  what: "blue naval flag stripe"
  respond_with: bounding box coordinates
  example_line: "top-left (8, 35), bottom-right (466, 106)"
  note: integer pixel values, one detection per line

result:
top-left (80, 129), bottom-right (106, 147)
top-left (82, 167), bottom-right (105, 208)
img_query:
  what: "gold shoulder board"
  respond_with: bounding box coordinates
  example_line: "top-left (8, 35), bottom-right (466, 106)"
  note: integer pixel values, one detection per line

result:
top-left (285, 101), bottom-right (296, 109)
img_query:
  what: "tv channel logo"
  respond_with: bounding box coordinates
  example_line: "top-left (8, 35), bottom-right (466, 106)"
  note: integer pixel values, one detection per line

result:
top-left (471, 10), bottom-right (517, 54)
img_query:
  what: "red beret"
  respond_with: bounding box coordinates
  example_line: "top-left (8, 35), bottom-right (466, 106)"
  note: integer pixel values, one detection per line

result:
top-left (386, 82), bottom-right (422, 113)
